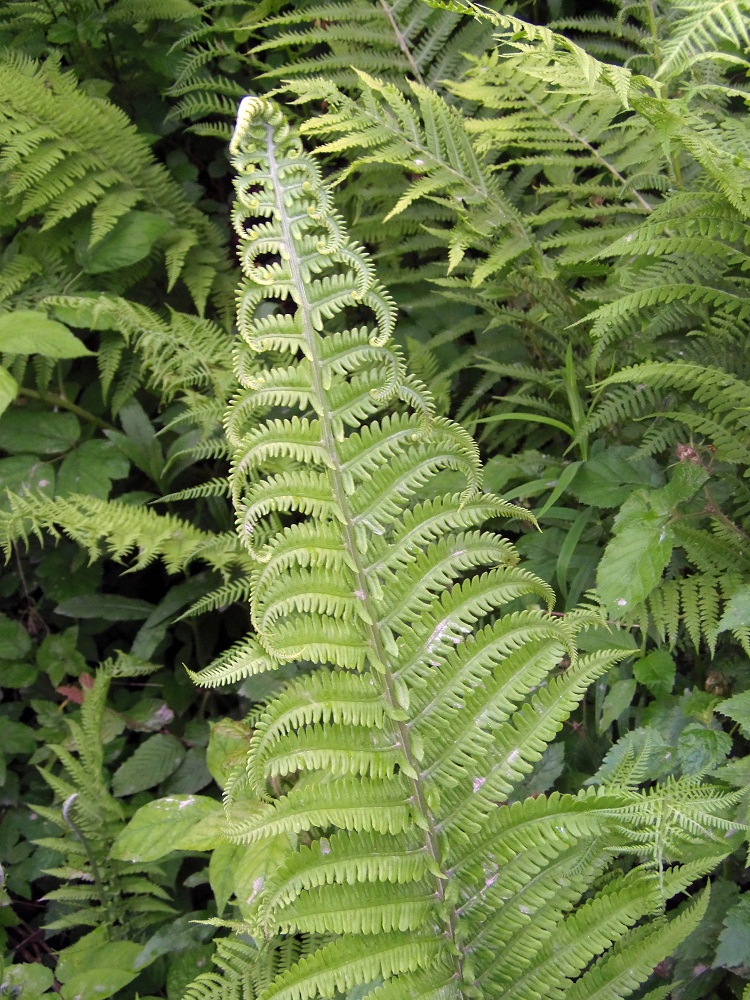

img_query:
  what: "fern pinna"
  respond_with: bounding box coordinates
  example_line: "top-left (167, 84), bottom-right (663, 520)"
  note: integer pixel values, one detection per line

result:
top-left (191, 97), bottom-right (741, 1000)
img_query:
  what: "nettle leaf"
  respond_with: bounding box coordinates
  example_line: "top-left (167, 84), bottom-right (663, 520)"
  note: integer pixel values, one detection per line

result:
top-left (0, 310), bottom-right (93, 357)
top-left (111, 794), bottom-right (224, 863)
top-left (714, 896), bottom-right (750, 969)
top-left (0, 614), bottom-right (32, 659)
top-left (571, 447), bottom-right (662, 508)
top-left (111, 733), bottom-right (185, 796)
top-left (0, 410), bottom-right (80, 455)
top-left (597, 497), bottom-right (673, 612)
top-left (676, 724), bottom-right (732, 775)
top-left (56, 930), bottom-right (142, 1000)
top-left (633, 650), bottom-right (676, 698)
top-left (716, 691), bottom-right (750, 738)
top-left (717, 585), bottom-right (750, 633)
top-left (57, 440), bottom-right (130, 499)
top-left (76, 211), bottom-right (173, 274)
top-left (0, 454), bottom-right (55, 506)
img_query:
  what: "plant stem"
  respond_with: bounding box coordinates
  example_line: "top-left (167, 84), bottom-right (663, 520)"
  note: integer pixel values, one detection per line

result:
top-left (18, 387), bottom-right (115, 431)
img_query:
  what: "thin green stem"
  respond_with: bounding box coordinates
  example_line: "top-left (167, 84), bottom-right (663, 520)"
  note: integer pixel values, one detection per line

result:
top-left (265, 124), bottom-right (466, 991)
top-left (18, 387), bottom-right (115, 431)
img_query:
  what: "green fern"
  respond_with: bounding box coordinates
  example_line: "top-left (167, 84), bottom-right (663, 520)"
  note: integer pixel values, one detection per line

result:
top-left (184, 97), bottom-right (741, 1000)
top-left (32, 654), bottom-right (174, 934)
top-left (0, 47), bottom-right (228, 313)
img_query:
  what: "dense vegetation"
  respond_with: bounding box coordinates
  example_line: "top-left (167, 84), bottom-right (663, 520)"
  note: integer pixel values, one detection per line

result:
top-left (1, 1), bottom-right (750, 999)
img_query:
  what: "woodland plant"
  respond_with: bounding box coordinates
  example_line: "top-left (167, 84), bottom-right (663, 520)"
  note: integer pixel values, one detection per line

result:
top-left (1, 1), bottom-right (750, 997)
top-left (175, 95), bottom-right (743, 1000)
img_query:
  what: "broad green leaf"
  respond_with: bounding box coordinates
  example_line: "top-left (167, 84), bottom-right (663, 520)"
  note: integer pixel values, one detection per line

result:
top-left (571, 448), bottom-right (661, 508)
top-left (55, 594), bottom-right (154, 621)
top-left (167, 944), bottom-right (215, 1000)
top-left (209, 833), bottom-right (294, 919)
top-left (0, 719), bottom-right (36, 755)
top-left (112, 733), bottom-right (185, 796)
top-left (36, 628), bottom-right (87, 687)
top-left (0, 366), bottom-right (18, 417)
top-left (60, 969), bottom-right (137, 1000)
top-left (76, 211), bottom-right (172, 273)
top-left (0, 410), bottom-right (79, 455)
top-left (106, 398), bottom-right (163, 484)
top-left (0, 615), bottom-right (31, 659)
top-left (0, 454), bottom-right (55, 507)
top-left (2, 963), bottom-right (55, 996)
top-left (111, 794), bottom-right (224, 863)
top-left (676, 723), bottom-right (731, 775)
top-left (598, 678), bottom-right (637, 733)
top-left (57, 440), bottom-right (130, 499)
top-left (1, 661), bottom-right (37, 688)
top-left (56, 929), bottom-right (141, 984)
top-left (634, 650), bottom-right (676, 697)
top-left (716, 690), bottom-right (750, 738)
top-left (717, 585), bottom-right (750, 633)
top-left (714, 897), bottom-right (750, 969)
top-left (597, 493), bottom-right (673, 612)
top-left (0, 311), bottom-right (93, 357)
top-left (162, 747), bottom-right (213, 794)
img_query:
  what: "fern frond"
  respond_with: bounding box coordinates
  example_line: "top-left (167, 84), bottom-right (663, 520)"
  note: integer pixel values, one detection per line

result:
top-left (191, 97), bottom-right (733, 1000)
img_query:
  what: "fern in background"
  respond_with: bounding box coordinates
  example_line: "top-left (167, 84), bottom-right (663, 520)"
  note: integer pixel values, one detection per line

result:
top-left (32, 654), bottom-right (174, 935)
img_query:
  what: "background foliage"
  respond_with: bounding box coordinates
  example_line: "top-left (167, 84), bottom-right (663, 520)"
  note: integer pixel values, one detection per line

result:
top-left (1, 1), bottom-right (750, 998)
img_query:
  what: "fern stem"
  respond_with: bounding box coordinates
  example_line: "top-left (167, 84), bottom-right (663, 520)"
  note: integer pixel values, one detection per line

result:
top-left (378, 0), bottom-right (425, 86)
top-left (515, 84), bottom-right (654, 213)
top-left (17, 388), bottom-right (115, 431)
top-left (62, 793), bottom-right (108, 911)
top-left (264, 121), bottom-right (466, 990)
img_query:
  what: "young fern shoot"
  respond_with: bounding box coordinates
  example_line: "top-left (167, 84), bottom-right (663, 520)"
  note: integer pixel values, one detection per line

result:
top-left (191, 97), bottom-right (741, 1000)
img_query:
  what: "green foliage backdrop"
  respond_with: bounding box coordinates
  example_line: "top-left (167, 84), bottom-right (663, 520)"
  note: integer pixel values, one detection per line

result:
top-left (0, 2), bottom-right (749, 999)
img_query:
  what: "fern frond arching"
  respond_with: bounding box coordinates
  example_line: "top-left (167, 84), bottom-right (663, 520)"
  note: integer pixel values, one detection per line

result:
top-left (191, 97), bottom-right (738, 1000)
top-left (0, 49), bottom-right (228, 312)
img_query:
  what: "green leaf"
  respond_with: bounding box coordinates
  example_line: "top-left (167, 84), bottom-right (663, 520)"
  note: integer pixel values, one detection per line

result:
top-left (2, 963), bottom-right (55, 996)
top-left (36, 627), bottom-right (87, 686)
top-left (598, 678), bottom-right (637, 733)
top-left (57, 440), bottom-right (130, 499)
top-left (633, 650), bottom-right (676, 698)
top-left (0, 615), bottom-right (31, 659)
top-left (0, 367), bottom-right (18, 418)
top-left (717, 586), bottom-right (750, 633)
top-left (167, 944), bottom-right (215, 1000)
top-left (55, 594), bottom-right (155, 621)
top-left (677, 724), bottom-right (732, 775)
top-left (716, 690), bottom-right (750, 738)
top-left (0, 455), bottom-right (55, 507)
top-left (714, 896), bottom-right (750, 969)
top-left (60, 969), bottom-right (137, 1000)
top-left (56, 928), bottom-right (141, 984)
top-left (161, 746), bottom-right (213, 794)
top-left (0, 410), bottom-right (79, 455)
top-left (111, 794), bottom-right (224, 863)
top-left (111, 733), bottom-right (185, 796)
top-left (597, 493), bottom-right (673, 612)
top-left (1, 661), bottom-right (37, 688)
top-left (571, 448), bottom-right (661, 508)
top-left (0, 311), bottom-right (93, 357)
top-left (76, 211), bottom-right (172, 274)
top-left (106, 398), bottom-right (163, 484)
top-left (209, 833), bottom-right (294, 919)
top-left (0, 719), bottom-right (36, 755)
